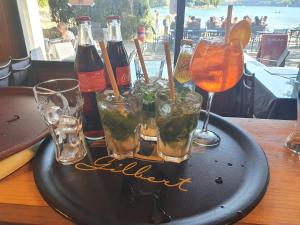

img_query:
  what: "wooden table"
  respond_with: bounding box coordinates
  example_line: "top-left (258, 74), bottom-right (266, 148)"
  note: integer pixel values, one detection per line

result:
top-left (0, 118), bottom-right (300, 225)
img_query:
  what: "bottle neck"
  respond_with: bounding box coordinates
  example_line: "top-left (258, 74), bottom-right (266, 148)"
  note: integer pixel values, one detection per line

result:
top-left (107, 19), bottom-right (122, 42)
top-left (78, 21), bottom-right (94, 45)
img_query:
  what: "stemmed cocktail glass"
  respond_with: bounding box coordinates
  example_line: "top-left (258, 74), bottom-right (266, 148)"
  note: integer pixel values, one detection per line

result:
top-left (190, 37), bottom-right (244, 147)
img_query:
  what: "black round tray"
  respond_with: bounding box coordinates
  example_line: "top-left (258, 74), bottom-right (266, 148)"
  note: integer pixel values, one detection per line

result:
top-left (34, 114), bottom-right (269, 225)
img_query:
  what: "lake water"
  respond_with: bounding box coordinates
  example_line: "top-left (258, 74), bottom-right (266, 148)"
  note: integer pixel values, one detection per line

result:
top-left (151, 5), bottom-right (300, 31)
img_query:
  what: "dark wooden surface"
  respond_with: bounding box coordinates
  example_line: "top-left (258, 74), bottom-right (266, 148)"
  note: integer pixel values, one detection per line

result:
top-left (28, 61), bottom-right (75, 86)
top-left (0, 0), bottom-right (26, 62)
top-left (0, 118), bottom-right (299, 225)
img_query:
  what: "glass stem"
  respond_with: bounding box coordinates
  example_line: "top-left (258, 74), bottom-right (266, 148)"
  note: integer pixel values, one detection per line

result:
top-left (202, 92), bottom-right (215, 132)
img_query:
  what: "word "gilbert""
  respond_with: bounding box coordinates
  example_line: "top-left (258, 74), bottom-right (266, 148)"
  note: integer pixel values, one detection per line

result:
top-left (75, 156), bottom-right (192, 192)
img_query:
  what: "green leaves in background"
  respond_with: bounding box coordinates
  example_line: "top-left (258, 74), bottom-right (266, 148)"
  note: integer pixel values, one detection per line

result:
top-left (47, 0), bottom-right (153, 39)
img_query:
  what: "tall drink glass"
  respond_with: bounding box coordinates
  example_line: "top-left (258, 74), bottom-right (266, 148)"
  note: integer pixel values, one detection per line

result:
top-left (133, 79), bottom-right (158, 141)
top-left (190, 38), bottom-right (244, 146)
top-left (33, 79), bottom-right (88, 165)
top-left (133, 54), bottom-right (167, 141)
top-left (156, 89), bottom-right (202, 163)
top-left (133, 77), bottom-right (168, 141)
top-left (97, 90), bottom-right (142, 159)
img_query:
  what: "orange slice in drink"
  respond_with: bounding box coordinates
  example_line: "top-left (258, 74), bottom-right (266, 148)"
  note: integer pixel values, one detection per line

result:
top-left (228, 20), bottom-right (251, 48)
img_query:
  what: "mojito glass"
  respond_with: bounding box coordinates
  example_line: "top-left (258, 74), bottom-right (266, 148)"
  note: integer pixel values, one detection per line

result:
top-left (97, 90), bottom-right (142, 159)
top-left (133, 79), bottom-right (159, 141)
top-left (156, 89), bottom-right (202, 163)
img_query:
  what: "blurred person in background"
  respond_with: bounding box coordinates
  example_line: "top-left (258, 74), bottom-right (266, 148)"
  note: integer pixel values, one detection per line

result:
top-left (163, 15), bottom-right (171, 36)
top-left (57, 22), bottom-right (75, 42)
top-left (187, 16), bottom-right (201, 29)
top-left (233, 17), bottom-right (239, 24)
top-left (154, 10), bottom-right (160, 33)
top-left (243, 15), bottom-right (252, 25)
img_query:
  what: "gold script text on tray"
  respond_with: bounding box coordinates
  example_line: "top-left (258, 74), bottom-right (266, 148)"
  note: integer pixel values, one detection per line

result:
top-left (75, 156), bottom-right (192, 192)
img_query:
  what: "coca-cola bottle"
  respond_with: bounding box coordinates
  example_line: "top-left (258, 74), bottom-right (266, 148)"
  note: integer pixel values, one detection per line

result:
top-left (106, 15), bottom-right (131, 90)
top-left (74, 16), bottom-right (106, 140)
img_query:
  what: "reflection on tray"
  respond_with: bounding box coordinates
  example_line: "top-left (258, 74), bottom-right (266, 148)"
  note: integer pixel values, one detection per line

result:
top-left (77, 138), bottom-right (206, 193)
top-left (88, 138), bottom-right (205, 163)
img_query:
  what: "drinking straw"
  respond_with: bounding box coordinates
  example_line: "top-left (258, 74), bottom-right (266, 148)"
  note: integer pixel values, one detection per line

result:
top-left (134, 38), bottom-right (149, 83)
top-left (99, 41), bottom-right (120, 101)
top-left (163, 42), bottom-right (175, 100)
top-left (225, 4), bottom-right (233, 43)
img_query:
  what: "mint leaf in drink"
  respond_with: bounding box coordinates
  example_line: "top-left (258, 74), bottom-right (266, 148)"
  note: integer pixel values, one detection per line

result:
top-left (143, 91), bottom-right (156, 102)
top-left (101, 109), bottom-right (139, 141)
top-left (142, 101), bottom-right (156, 119)
top-left (157, 113), bottom-right (198, 143)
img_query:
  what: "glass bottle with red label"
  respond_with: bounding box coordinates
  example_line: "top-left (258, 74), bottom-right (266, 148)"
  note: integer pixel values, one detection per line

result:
top-left (74, 16), bottom-right (106, 140)
top-left (106, 15), bottom-right (131, 90)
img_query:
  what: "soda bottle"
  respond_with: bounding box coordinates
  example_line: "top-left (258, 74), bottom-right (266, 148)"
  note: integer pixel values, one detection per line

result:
top-left (174, 39), bottom-right (195, 90)
top-left (106, 15), bottom-right (131, 91)
top-left (74, 16), bottom-right (106, 140)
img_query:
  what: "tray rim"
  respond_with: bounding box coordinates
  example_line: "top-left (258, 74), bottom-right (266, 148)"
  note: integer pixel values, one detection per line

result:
top-left (33, 113), bottom-right (270, 225)
top-left (0, 87), bottom-right (49, 160)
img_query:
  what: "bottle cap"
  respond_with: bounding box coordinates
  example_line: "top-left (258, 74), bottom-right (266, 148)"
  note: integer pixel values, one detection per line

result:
top-left (181, 39), bottom-right (193, 46)
top-left (106, 15), bottom-right (121, 22)
top-left (76, 16), bottom-right (91, 22)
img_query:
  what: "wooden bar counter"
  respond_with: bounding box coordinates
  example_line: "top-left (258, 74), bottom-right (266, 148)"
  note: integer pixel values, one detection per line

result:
top-left (0, 118), bottom-right (299, 225)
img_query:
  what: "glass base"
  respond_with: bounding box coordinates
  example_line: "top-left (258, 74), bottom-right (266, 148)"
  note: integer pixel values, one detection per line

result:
top-left (84, 130), bottom-right (105, 141)
top-left (157, 150), bottom-right (190, 163)
top-left (288, 148), bottom-right (300, 155)
top-left (285, 142), bottom-right (300, 155)
top-left (193, 129), bottom-right (220, 147)
top-left (141, 133), bottom-right (157, 142)
top-left (109, 151), bottom-right (134, 160)
top-left (285, 132), bottom-right (300, 155)
top-left (85, 136), bottom-right (105, 141)
top-left (56, 144), bottom-right (87, 165)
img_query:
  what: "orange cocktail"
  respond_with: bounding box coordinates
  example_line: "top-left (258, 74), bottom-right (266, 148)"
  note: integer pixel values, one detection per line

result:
top-left (189, 37), bottom-right (244, 147)
top-left (190, 38), bottom-right (244, 93)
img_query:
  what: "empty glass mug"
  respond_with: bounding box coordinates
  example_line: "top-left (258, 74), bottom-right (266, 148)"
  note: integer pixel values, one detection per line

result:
top-left (33, 78), bottom-right (87, 165)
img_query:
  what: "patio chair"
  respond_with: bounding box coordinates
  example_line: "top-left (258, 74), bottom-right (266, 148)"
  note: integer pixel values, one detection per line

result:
top-left (273, 29), bottom-right (288, 34)
top-left (10, 54), bottom-right (31, 86)
top-left (186, 19), bottom-right (202, 41)
top-left (197, 83), bottom-right (241, 117)
top-left (256, 34), bottom-right (289, 67)
top-left (0, 60), bottom-right (11, 87)
top-left (151, 24), bottom-right (174, 51)
top-left (238, 64), bottom-right (255, 118)
top-left (134, 55), bottom-right (165, 81)
top-left (288, 29), bottom-right (300, 47)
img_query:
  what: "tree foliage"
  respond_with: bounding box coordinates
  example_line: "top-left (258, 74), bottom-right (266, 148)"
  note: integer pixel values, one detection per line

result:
top-left (47, 0), bottom-right (152, 39)
top-left (48, 0), bottom-right (75, 23)
top-left (236, 0), bottom-right (300, 6)
top-left (278, 0), bottom-right (300, 4)
top-left (149, 0), bottom-right (168, 7)
top-left (187, 0), bottom-right (223, 7)
top-left (38, 0), bottom-right (48, 7)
